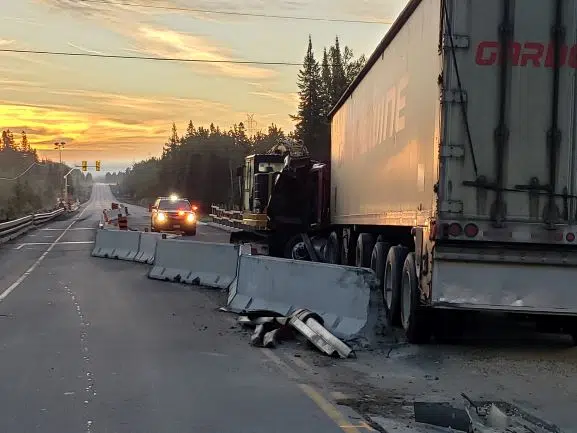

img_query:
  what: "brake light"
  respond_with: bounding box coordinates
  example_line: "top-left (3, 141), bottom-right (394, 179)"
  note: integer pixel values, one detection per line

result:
top-left (178, 210), bottom-right (185, 216)
top-left (448, 223), bottom-right (463, 237)
top-left (567, 232), bottom-right (575, 242)
top-left (464, 223), bottom-right (479, 238)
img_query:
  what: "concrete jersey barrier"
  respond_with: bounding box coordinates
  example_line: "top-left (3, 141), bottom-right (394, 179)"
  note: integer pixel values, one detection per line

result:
top-left (92, 229), bottom-right (141, 261)
top-left (227, 255), bottom-right (377, 340)
top-left (149, 239), bottom-right (240, 289)
top-left (134, 232), bottom-right (164, 264)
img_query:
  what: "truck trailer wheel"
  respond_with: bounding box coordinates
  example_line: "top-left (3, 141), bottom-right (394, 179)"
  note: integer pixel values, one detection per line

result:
top-left (283, 234), bottom-right (309, 260)
top-left (355, 233), bottom-right (375, 268)
top-left (384, 245), bottom-right (408, 326)
top-left (401, 252), bottom-right (432, 344)
top-left (370, 241), bottom-right (390, 295)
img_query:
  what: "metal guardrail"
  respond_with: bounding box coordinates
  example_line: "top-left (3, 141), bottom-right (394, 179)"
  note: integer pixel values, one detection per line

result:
top-left (210, 205), bottom-right (267, 230)
top-left (0, 208), bottom-right (66, 243)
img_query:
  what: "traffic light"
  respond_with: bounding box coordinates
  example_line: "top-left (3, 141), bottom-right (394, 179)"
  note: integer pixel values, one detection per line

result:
top-left (95, 160), bottom-right (101, 172)
top-left (81, 161), bottom-right (87, 172)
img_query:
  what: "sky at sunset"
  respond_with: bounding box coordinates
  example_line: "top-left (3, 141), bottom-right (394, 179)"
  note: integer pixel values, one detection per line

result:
top-left (1, 0), bottom-right (405, 172)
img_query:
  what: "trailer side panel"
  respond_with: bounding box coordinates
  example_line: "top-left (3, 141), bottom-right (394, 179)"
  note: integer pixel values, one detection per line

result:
top-left (330, 0), bottom-right (441, 227)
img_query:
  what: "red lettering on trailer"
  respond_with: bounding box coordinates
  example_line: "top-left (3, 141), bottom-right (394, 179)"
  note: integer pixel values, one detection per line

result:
top-left (475, 41), bottom-right (577, 68)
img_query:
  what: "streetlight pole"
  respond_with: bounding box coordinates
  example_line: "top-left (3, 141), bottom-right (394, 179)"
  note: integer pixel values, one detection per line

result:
top-left (63, 167), bottom-right (77, 205)
top-left (54, 141), bottom-right (65, 164)
top-left (54, 141), bottom-right (66, 201)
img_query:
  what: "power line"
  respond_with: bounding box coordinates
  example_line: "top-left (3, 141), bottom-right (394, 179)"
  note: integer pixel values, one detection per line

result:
top-left (76, 0), bottom-right (393, 24)
top-left (0, 48), bottom-right (306, 65)
top-left (0, 161), bottom-right (47, 181)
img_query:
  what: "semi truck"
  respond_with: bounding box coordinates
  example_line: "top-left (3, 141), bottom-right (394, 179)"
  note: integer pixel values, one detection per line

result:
top-left (223, 0), bottom-right (577, 344)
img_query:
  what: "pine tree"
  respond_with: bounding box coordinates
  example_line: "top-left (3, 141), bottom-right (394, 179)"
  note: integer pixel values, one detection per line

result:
top-left (163, 122), bottom-right (179, 156)
top-left (185, 120), bottom-right (195, 139)
top-left (343, 46), bottom-right (366, 83)
top-left (320, 48), bottom-right (332, 117)
top-left (291, 35), bottom-right (324, 160)
top-left (329, 37), bottom-right (347, 106)
top-left (1, 129), bottom-right (16, 150)
top-left (21, 131), bottom-right (30, 152)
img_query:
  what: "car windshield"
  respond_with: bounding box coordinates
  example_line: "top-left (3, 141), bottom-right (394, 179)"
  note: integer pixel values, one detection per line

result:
top-left (159, 199), bottom-right (190, 210)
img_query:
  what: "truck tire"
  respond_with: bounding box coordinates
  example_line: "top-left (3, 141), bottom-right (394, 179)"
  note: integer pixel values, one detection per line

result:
top-left (370, 241), bottom-right (390, 294)
top-left (325, 232), bottom-right (341, 264)
top-left (283, 234), bottom-right (309, 260)
top-left (355, 233), bottom-right (375, 268)
top-left (401, 252), bottom-right (432, 344)
top-left (384, 245), bottom-right (408, 326)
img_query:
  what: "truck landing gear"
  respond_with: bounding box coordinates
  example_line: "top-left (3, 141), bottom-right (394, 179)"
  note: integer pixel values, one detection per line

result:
top-left (355, 233), bottom-right (375, 268)
top-left (325, 232), bottom-right (340, 264)
top-left (401, 252), bottom-right (432, 344)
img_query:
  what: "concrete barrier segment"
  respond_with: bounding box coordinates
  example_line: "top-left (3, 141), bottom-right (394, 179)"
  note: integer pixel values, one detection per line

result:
top-left (148, 239), bottom-right (240, 289)
top-left (226, 255), bottom-right (377, 341)
top-left (135, 232), bottom-right (164, 264)
top-left (91, 229), bottom-right (141, 261)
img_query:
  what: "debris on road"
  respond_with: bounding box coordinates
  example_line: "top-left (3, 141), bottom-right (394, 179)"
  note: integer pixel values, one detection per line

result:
top-left (410, 395), bottom-right (565, 433)
top-left (238, 308), bottom-right (355, 359)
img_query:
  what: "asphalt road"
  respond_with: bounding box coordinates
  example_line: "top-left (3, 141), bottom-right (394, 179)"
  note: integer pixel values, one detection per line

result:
top-left (0, 184), bottom-right (354, 433)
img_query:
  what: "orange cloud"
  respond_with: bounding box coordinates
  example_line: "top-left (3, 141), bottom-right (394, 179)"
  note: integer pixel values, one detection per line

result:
top-left (133, 26), bottom-right (276, 80)
top-left (247, 82), bottom-right (298, 106)
top-left (0, 86), bottom-right (294, 163)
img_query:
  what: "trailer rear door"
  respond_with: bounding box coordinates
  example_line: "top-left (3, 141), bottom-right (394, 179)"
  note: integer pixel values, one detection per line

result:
top-left (441, 0), bottom-right (577, 230)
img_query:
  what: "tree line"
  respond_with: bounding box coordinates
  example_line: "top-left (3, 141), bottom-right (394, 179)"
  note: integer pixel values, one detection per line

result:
top-left (115, 36), bottom-right (366, 211)
top-left (0, 129), bottom-right (93, 222)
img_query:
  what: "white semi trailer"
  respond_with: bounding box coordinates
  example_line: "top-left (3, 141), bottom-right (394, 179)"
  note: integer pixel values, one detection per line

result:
top-left (320, 0), bottom-right (577, 343)
top-left (227, 0), bottom-right (577, 343)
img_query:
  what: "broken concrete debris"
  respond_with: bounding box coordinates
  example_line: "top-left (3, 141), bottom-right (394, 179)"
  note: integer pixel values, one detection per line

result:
top-left (411, 395), bottom-right (564, 433)
top-left (238, 308), bottom-right (355, 359)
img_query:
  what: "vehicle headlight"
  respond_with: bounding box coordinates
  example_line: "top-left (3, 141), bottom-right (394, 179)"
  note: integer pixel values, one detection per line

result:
top-left (157, 212), bottom-right (166, 222)
top-left (186, 213), bottom-right (196, 223)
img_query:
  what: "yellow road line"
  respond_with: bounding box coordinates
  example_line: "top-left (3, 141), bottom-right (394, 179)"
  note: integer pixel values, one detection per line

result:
top-left (299, 384), bottom-right (375, 432)
top-left (260, 350), bottom-right (374, 432)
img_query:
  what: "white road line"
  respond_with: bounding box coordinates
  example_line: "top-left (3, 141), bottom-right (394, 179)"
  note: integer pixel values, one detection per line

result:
top-left (0, 203), bottom-right (92, 303)
top-left (40, 228), bottom-right (95, 231)
top-left (16, 241), bottom-right (94, 247)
